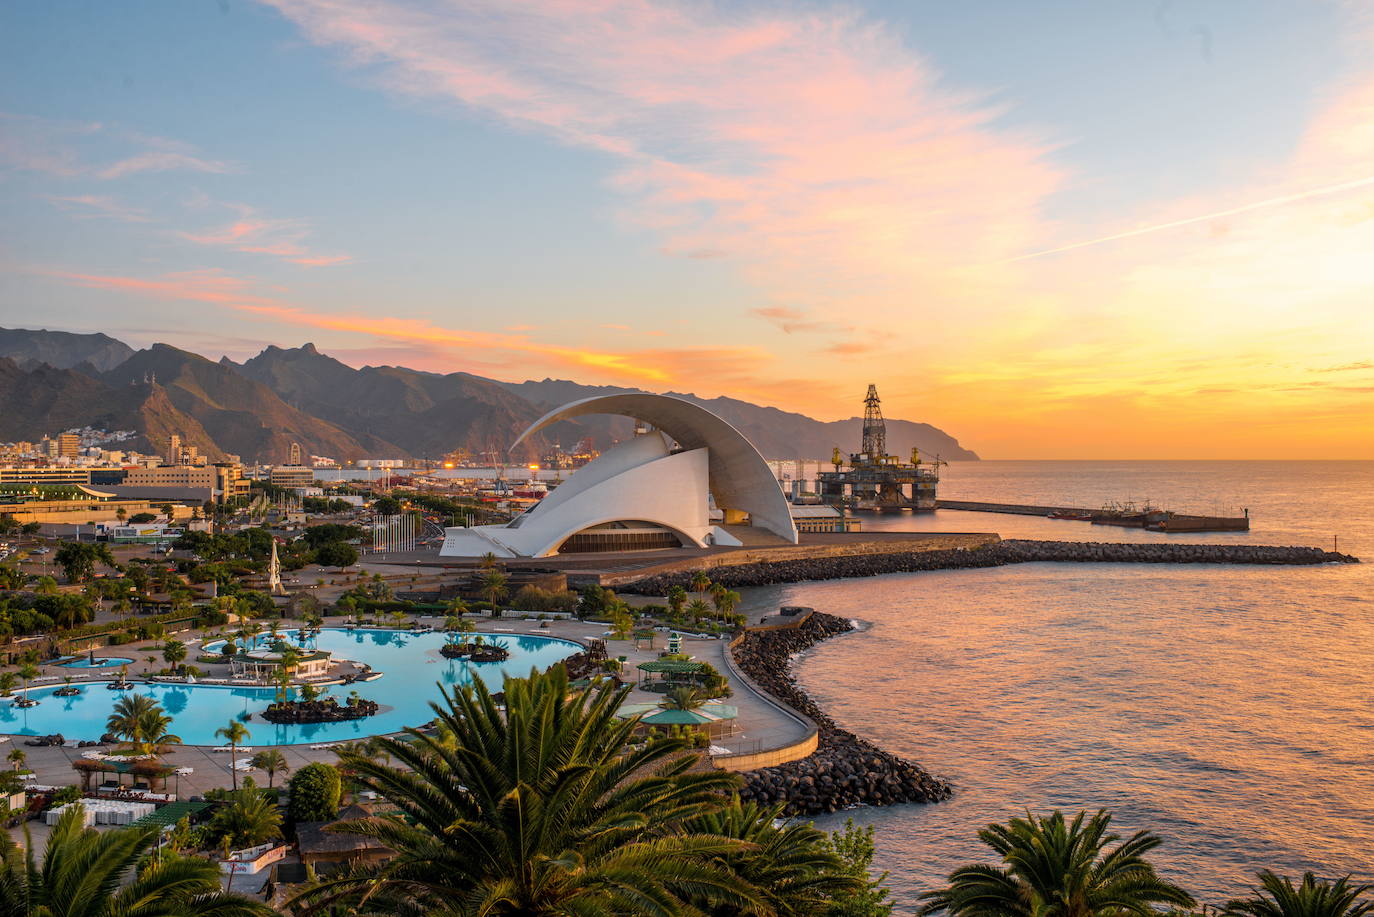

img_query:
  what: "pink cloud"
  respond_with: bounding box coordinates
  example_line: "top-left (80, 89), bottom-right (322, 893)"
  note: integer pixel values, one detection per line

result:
top-left (260, 0), bottom-right (1061, 323)
top-left (181, 202), bottom-right (351, 267)
top-left (97, 150), bottom-right (230, 180)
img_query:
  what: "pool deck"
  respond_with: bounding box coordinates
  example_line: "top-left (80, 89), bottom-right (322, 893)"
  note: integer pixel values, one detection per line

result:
top-left (7, 616), bottom-right (809, 801)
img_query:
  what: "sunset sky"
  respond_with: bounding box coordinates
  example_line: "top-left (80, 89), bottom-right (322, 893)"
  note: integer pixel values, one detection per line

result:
top-left (2, 0), bottom-right (1372, 459)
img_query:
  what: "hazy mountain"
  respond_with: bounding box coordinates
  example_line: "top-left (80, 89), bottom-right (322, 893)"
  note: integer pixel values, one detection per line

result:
top-left (100, 344), bottom-right (401, 463)
top-left (234, 344), bottom-right (568, 460)
top-left (0, 327), bottom-right (134, 372)
top-left (0, 357), bottom-right (219, 456)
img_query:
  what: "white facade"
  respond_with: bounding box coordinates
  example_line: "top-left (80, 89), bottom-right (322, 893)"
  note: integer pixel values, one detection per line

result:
top-left (440, 394), bottom-right (797, 558)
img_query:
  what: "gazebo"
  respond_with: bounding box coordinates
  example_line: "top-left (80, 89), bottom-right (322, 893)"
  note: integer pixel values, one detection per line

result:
top-left (635, 659), bottom-right (706, 689)
top-left (616, 702), bottom-right (739, 738)
top-left (230, 644), bottom-right (333, 680)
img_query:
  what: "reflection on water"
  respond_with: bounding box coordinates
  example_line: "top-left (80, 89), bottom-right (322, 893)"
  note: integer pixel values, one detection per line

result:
top-left (740, 461), bottom-right (1373, 910)
top-left (0, 628), bottom-right (579, 746)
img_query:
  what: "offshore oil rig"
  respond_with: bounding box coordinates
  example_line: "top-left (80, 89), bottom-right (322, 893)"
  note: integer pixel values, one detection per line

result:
top-left (817, 385), bottom-right (941, 511)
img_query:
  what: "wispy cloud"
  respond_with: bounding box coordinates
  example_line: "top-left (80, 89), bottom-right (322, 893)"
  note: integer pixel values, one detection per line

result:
top-left (181, 201), bottom-right (350, 267)
top-left (1312, 360), bottom-right (1374, 373)
top-left (260, 0), bottom-right (1061, 324)
top-left (0, 112), bottom-right (232, 180)
top-left (44, 194), bottom-right (151, 222)
top-left (751, 305), bottom-right (850, 335)
top-left (47, 267), bottom-right (765, 386)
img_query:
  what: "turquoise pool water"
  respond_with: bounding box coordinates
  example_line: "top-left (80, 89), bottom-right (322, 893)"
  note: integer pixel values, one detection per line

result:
top-left (57, 656), bottom-right (134, 669)
top-left (0, 628), bottom-right (580, 746)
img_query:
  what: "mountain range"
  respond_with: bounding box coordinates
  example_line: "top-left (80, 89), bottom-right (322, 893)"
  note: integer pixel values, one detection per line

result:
top-left (0, 327), bottom-right (979, 463)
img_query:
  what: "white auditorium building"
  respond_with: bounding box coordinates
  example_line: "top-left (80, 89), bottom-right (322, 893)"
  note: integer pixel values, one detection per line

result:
top-left (439, 394), bottom-right (799, 558)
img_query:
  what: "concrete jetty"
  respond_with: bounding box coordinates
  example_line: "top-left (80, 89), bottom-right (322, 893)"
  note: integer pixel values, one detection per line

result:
top-left (622, 538), bottom-right (1358, 593)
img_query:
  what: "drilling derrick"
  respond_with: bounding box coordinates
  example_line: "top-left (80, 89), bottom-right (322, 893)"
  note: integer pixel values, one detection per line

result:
top-left (860, 384), bottom-right (885, 459)
top-left (816, 384), bottom-right (940, 512)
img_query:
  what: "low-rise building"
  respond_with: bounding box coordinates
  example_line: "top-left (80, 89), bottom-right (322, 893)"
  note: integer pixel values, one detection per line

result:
top-left (270, 466), bottom-right (315, 489)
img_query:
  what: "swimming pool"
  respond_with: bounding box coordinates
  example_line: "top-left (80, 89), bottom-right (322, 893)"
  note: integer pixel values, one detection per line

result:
top-left (56, 656), bottom-right (134, 669)
top-left (0, 628), bottom-right (580, 746)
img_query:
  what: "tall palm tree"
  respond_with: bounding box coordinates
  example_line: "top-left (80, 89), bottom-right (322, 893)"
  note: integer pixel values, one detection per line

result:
top-left (248, 749), bottom-right (289, 788)
top-left (918, 810), bottom-right (1194, 917)
top-left (17, 663), bottom-right (38, 701)
top-left (1226, 872), bottom-right (1374, 917)
top-left (689, 570), bottom-right (711, 593)
top-left (0, 804), bottom-right (274, 916)
top-left (215, 720), bottom-right (251, 791)
top-left (479, 570), bottom-right (508, 611)
top-left (289, 666), bottom-right (765, 916)
top-left (6, 748), bottom-right (25, 773)
top-left (106, 693), bottom-right (156, 749)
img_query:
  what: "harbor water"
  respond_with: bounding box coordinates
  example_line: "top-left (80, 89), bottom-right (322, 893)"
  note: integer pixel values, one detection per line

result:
top-left (738, 461), bottom-right (1374, 910)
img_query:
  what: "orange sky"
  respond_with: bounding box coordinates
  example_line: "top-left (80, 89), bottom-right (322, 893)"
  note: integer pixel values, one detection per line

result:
top-left (5, 1), bottom-right (1374, 458)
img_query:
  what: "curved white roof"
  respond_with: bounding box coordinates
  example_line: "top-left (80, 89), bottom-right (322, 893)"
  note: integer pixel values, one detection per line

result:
top-left (512, 393), bottom-right (797, 543)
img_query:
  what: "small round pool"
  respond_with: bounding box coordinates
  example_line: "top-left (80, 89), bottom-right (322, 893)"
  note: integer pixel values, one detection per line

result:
top-left (2, 628), bottom-right (579, 746)
top-left (58, 656), bottom-right (134, 669)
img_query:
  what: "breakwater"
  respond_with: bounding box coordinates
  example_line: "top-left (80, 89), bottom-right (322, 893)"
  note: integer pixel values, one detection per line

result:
top-left (623, 539), bottom-right (1357, 592)
top-left (731, 611), bottom-right (951, 815)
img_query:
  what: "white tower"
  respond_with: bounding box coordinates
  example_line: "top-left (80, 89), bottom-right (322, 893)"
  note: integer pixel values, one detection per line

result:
top-left (268, 540), bottom-right (286, 596)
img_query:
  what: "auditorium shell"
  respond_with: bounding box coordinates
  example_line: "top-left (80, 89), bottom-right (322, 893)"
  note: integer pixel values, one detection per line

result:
top-left (439, 393), bottom-right (798, 558)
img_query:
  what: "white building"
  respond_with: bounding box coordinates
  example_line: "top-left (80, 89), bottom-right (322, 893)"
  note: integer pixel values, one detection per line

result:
top-left (440, 394), bottom-right (798, 558)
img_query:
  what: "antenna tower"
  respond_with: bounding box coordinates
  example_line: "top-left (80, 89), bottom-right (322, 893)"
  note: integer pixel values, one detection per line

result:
top-left (861, 384), bottom-right (886, 457)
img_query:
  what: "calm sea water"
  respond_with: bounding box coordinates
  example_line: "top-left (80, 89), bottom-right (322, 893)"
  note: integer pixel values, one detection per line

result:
top-left (738, 462), bottom-right (1374, 911)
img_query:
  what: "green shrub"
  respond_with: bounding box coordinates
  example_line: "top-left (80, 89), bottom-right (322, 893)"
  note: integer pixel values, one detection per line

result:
top-left (288, 762), bottom-right (341, 822)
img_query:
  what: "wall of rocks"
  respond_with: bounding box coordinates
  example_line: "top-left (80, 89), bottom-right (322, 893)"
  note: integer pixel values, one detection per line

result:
top-left (624, 539), bottom-right (1357, 593)
top-left (731, 612), bottom-right (951, 815)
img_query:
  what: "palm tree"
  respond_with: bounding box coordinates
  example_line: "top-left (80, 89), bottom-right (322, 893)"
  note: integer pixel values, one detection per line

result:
top-left (0, 804), bottom-right (274, 916)
top-left (289, 666), bottom-right (765, 916)
top-left (684, 799), bottom-right (861, 917)
top-left (667, 585), bottom-right (688, 616)
top-left (685, 599), bottom-right (711, 625)
top-left (136, 706), bottom-right (182, 756)
top-left (662, 685), bottom-right (708, 712)
top-left (479, 569), bottom-right (508, 611)
top-left (442, 614), bottom-right (462, 645)
top-left (1226, 872), bottom-right (1374, 917)
top-left (918, 810), bottom-right (1194, 917)
top-left (215, 720), bottom-right (251, 791)
top-left (6, 748), bottom-right (25, 774)
top-left (446, 595), bottom-right (469, 617)
top-left (210, 783), bottom-right (283, 849)
top-left (106, 694), bottom-right (180, 755)
top-left (689, 570), bottom-right (711, 594)
top-left (17, 663), bottom-right (38, 700)
top-left (0, 673), bottom-right (16, 697)
top-left (162, 639), bottom-right (187, 674)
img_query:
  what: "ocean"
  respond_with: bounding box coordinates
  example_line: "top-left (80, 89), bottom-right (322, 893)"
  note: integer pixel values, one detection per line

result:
top-left (735, 461), bottom-right (1374, 912)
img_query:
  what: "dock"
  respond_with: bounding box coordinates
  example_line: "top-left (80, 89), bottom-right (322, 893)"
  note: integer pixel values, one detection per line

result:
top-left (934, 500), bottom-right (1250, 533)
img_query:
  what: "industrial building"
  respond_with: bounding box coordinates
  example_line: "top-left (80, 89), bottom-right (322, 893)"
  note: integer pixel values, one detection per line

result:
top-left (816, 385), bottom-right (941, 511)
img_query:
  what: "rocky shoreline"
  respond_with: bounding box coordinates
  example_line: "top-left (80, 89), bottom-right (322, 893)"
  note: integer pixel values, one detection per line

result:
top-left (731, 611), bottom-right (951, 815)
top-left (625, 539), bottom-right (1358, 593)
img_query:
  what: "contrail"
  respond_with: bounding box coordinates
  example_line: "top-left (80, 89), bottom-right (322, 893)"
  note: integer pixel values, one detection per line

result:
top-left (1008, 173), bottom-right (1374, 262)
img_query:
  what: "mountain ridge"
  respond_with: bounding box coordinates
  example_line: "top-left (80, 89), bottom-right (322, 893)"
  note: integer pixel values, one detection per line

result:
top-left (0, 327), bottom-right (980, 462)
